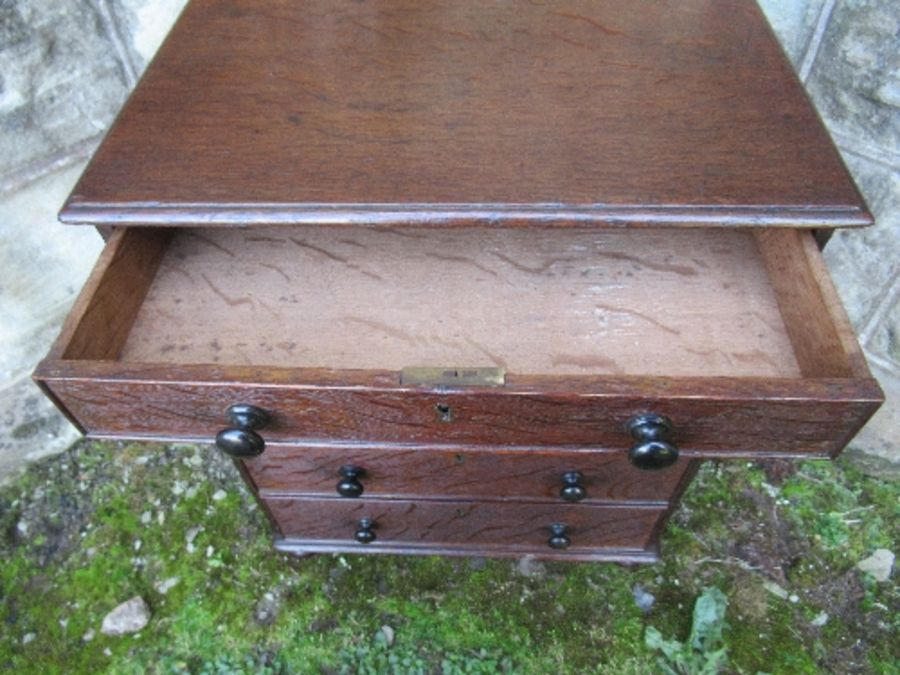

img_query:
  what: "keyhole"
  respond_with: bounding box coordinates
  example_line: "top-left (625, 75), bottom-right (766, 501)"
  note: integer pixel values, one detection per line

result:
top-left (454, 453), bottom-right (465, 465)
top-left (436, 403), bottom-right (453, 423)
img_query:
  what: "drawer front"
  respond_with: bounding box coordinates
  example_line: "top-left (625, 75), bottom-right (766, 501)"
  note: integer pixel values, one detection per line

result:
top-left (265, 497), bottom-right (664, 558)
top-left (245, 445), bottom-right (690, 503)
top-left (41, 369), bottom-right (880, 458)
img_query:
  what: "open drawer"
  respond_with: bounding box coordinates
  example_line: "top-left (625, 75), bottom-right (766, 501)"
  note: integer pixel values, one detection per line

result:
top-left (35, 226), bottom-right (882, 459)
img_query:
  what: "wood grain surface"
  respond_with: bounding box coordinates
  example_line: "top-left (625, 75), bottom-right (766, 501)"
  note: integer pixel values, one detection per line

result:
top-left (51, 228), bottom-right (170, 361)
top-left (245, 444), bottom-right (690, 504)
top-left (61, 0), bottom-right (868, 228)
top-left (755, 229), bottom-right (872, 379)
top-left (119, 227), bottom-right (800, 378)
top-left (36, 361), bottom-right (881, 457)
top-left (263, 496), bottom-right (664, 553)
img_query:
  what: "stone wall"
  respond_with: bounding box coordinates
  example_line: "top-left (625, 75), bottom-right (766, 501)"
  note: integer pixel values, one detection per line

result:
top-left (761, 0), bottom-right (899, 466)
top-left (0, 0), bottom-right (896, 481)
top-left (0, 0), bottom-right (189, 480)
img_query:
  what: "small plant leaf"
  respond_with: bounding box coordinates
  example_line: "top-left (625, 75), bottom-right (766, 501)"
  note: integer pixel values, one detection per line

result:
top-left (645, 587), bottom-right (729, 675)
top-left (645, 626), bottom-right (683, 662)
top-left (689, 587), bottom-right (728, 652)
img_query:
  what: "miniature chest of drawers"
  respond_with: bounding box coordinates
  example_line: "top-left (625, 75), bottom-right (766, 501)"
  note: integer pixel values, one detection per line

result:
top-left (35, 0), bottom-right (883, 562)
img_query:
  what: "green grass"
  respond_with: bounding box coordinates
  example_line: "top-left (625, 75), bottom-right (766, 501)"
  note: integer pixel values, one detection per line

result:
top-left (0, 442), bottom-right (897, 674)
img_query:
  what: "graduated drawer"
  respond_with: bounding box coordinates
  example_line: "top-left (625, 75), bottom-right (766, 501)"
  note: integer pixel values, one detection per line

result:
top-left (265, 496), bottom-right (667, 561)
top-left (246, 444), bottom-right (693, 504)
top-left (36, 226), bottom-right (881, 458)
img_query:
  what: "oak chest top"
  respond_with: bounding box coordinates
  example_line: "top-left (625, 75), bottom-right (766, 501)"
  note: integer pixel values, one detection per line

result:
top-left (63, 0), bottom-right (868, 228)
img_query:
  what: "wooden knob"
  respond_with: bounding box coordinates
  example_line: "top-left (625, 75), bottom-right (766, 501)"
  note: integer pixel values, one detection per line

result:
top-left (560, 471), bottom-right (587, 502)
top-left (627, 414), bottom-right (678, 470)
top-left (355, 518), bottom-right (376, 544)
top-left (215, 404), bottom-right (269, 458)
top-left (548, 523), bottom-right (570, 550)
top-left (336, 465), bottom-right (365, 498)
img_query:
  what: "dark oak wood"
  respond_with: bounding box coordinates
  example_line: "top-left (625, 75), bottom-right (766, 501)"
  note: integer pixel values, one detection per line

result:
top-left (47, 228), bottom-right (170, 361)
top-left (245, 445), bottom-right (691, 504)
top-left (755, 229), bottom-right (871, 379)
top-left (61, 0), bottom-right (869, 229)
top-left (36, 362), bottom-right (881, 458)
top-left (263, 496), bottom-right (664, 556)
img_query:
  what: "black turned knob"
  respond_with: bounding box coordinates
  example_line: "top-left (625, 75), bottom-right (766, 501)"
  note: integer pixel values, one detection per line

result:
top-left (215, 404), bottom-right (270, 458)
top-left (560, 471), bottom-right (587, 502)
top-left (355, 518), bottom-right (376, 544)
top-left (627, 414), bottom-right (679, 470)
top-left (548, 523), bottom-right (570, 550)
top-left (337, 465), bottom-right (365, 498)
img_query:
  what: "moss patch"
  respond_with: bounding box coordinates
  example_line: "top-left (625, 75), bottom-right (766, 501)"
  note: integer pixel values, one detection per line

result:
top-left (0, 443), bottom-right (897, 673)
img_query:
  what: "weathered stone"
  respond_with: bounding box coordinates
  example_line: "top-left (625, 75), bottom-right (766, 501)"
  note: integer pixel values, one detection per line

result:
top-left (106, 0), bottom-right (189, 70)
top-left (154, 577), bottom-right (180, 595)
top-left (513, 556), bottom-right (546, 578)
top-left (856, 548), bottom-right (895, 582)
top-left (806, 0), bottom-right (900, 158)
top-left (823, 153), bottom-right (900, 332)
top-left (763, 580), bottom-right (790, 600)
top-left (376, 624), bottom-right (396, 647)
top-left (632, 584), bottom-right (655, 613)
top-left (0, 164), bottom-right (101, 485)
top-left (757, 0), bottom-right (828, 67)
top-left (254, 590), bottom-right (280, 626)
top-left (0, 164), bottom-right (102, 382)
top-left (100, 596), bottom-right (151, 636)
top-left (0, 379), bottom-right (81, 486)
top-left (0, 2), bottom-right (129, 191)
top-left (867, 292), bottom-right (900, 365)
top-left (847, 362), bottom-right (900, 468)
top-left (185, 525), bottom-right (203, 553)
top-left (810, 611), bottom-right (829, 627)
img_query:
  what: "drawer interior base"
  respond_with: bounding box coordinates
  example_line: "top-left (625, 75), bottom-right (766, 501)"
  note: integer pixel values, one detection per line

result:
top-left (118, 227), bottom-right (799, 378)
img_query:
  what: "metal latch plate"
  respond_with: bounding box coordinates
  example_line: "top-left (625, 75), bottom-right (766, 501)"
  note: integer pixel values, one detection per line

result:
top-left (400, 366), bottom-right (506, 388)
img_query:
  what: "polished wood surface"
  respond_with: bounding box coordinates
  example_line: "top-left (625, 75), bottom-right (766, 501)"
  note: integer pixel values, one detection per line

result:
top-left (37, 360), bottom-right (881, 457)
top-left (246, 445), bottom-right (690, 504)
top-left (756, 229), bottom-right (872, 379)
top-left (61, 0), bottom-right (868, 228)
top-left (50, 228), bottom-right (170, 361)
top-left (120, 227), bottom-right (799, 378)
top-left (264, 496), bottom-right (664, 554)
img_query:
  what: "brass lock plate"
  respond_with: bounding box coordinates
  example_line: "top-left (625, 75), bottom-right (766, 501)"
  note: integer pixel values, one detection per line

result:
top-left (400, 366), bottom-right (506, 388)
